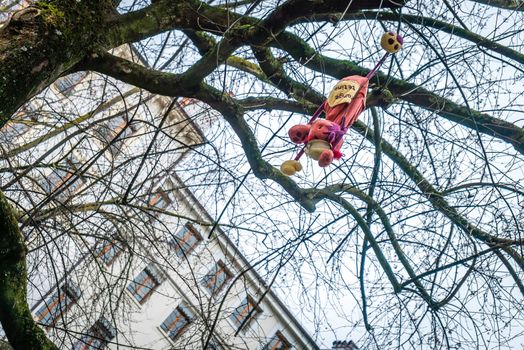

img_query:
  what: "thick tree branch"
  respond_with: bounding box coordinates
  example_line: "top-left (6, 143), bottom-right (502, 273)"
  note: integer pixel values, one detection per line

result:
top-left (79, 51), bottom-right (187, 95)
top-left (300, 11), bottom-right (524, 66)
top-left (239, 97), bottom-right (315, 114)
top-left (109, 0), bottom-right (404, 47)
top-left (469, 0), bottom-right (524, 11)
top-left (258, 0), bottom-right (405, 31)
top-left (0, 1), bottom-right (115, 123)
top-left (0, 191), bottom-right (58, 350)
top-left (107, 0), bottom-right (235, 46)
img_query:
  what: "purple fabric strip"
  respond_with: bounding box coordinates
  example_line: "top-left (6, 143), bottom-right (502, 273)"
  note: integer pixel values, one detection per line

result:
top-left (366, 52), bottom-right (389, 79)
top-left (294, 145), bottom-right (307, 161)
top-left (308, 101), bottom-right (326, 124)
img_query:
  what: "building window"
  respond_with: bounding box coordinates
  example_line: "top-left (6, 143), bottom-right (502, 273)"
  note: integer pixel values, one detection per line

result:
top-left (263, 331), bottom-right (291, 350)
top-left (160, 302), bottom-right (194, 342)
top-left (127, 264), bottom-right (165, 304)
top-left (230, 295), bottom-right (261, 332)
top-left (40, 152), bottom-right (86, 200)
top-left (332, 340), bottom-right (359, 349)
top-left (179, 97), bottom-right (198, 107)
top-left (148, 188), bottom-right (172, 211)
top-left (35, 281), bottom-right (81, 326)
top-left (0, 121), bottom-right (31, 143)
top-left (96, 115), bottom-right (139, 156)
top-left (170, 224), bottom-right (202, 258)
top-left (95, 239), bottom-right (122, 266)
top-left (73, 316), bottom-right (117, 350)
top-left (201, 260), bottom-right (232, 295)
top-left (54, 71), bottom-right (88, 96)
top-left (206, 340), bottom-right (225, 350)
top-left (0, 103), bottom-right (38, 144)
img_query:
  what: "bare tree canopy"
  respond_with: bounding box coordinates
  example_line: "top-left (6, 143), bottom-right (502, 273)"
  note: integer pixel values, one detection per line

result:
top-left (1, 0), bottom-right (524, 349)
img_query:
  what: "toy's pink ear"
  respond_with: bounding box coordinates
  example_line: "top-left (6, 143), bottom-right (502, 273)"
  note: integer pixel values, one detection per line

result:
top-left (288, 124), bottom-right (311, 144)
top-left (318, 149), bottom-right (334, 167)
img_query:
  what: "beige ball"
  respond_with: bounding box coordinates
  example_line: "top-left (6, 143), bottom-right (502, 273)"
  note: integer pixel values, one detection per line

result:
top-left (306, 140), bottom-right (331, 160)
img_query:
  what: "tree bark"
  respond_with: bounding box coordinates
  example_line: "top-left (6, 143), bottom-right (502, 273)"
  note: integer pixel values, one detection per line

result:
top-left (0, 2), bottom-right (115, 349)
top-left (0, 191), bottom-right (58, 350)
top-left (0, 1), bottom-right (114, 126)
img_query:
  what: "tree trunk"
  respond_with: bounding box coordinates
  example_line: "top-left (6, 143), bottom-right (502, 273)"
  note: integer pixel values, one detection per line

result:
top-left (0, 191), bottom-right (58, 350)
top-left (0, 1), bottom-right (113, 127)
top-left (0, 3), bottom-right (113, 349)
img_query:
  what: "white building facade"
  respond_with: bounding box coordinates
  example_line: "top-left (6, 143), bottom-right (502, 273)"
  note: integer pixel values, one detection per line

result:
top-left (0, 43), bottom-right (318, 349)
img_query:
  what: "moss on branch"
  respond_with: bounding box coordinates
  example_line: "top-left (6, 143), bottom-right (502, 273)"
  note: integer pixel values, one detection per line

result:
top-left (469, 0), bottom-right (524, 11)
top-left (252, 46), bottom-right (324, 103)
top-left (0, 0), bottom-right (115, 125)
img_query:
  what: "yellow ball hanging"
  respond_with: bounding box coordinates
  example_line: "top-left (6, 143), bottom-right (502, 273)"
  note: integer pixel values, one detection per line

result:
top-left (380, 32), bottom-right (403, 54)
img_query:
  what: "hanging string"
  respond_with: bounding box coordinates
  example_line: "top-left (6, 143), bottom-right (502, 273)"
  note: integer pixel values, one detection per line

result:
top-left (366, 52), bottom-right (390, 79)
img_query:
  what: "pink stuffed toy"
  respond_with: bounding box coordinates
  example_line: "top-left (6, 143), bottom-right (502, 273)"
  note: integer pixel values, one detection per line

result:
top-left (284, 75), bottom-right (369, 171)
top-left (280, 32), bottom-right (403, 176)
top-left (288, 119), bottom-right (343, 167)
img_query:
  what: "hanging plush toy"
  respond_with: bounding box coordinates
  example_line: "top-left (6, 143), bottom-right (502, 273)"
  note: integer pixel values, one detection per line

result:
top-left (280, 31), bottom-right (403, 176)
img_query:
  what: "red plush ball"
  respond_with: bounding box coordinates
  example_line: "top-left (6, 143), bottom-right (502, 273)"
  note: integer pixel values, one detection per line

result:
top-left (288, 124), bottom-right (311, 144)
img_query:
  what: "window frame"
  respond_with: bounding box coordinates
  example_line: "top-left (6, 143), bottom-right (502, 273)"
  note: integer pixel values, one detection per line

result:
top-left (201, 260), bottom-right (233, 295)
top-left (126, 264), bottom-right (164, 304)
top-left (170, 223), bottom-right (203, 258)
top-left (160, 302), bottom-right (194, 343)
top-left (72, 316), bottom-right (117, 350)
top-left (262, 331), bottom-right (292, 350)
top-left (206, 340), bottom-right (226, 350)
top-left (40, 152), bottom-right (86, 200)
top-left (0, 103), bottom-right (38, 143)
top-left (34, 281), bottom-right (82, 326)
top-left (54, 71), bottom-right (89, 96)
top-left (179, 97), bottom-right (198, 107)
top-left (230, 295), bottom-right (262, 333)
top-left (148, 188), bottom-right (172, 211)
top-left (96, 115), bottom-right (140, 157)
top-left (95, 239), bottom-right (123, 266)
top-left (0, 121), bottom-right (31, 143)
